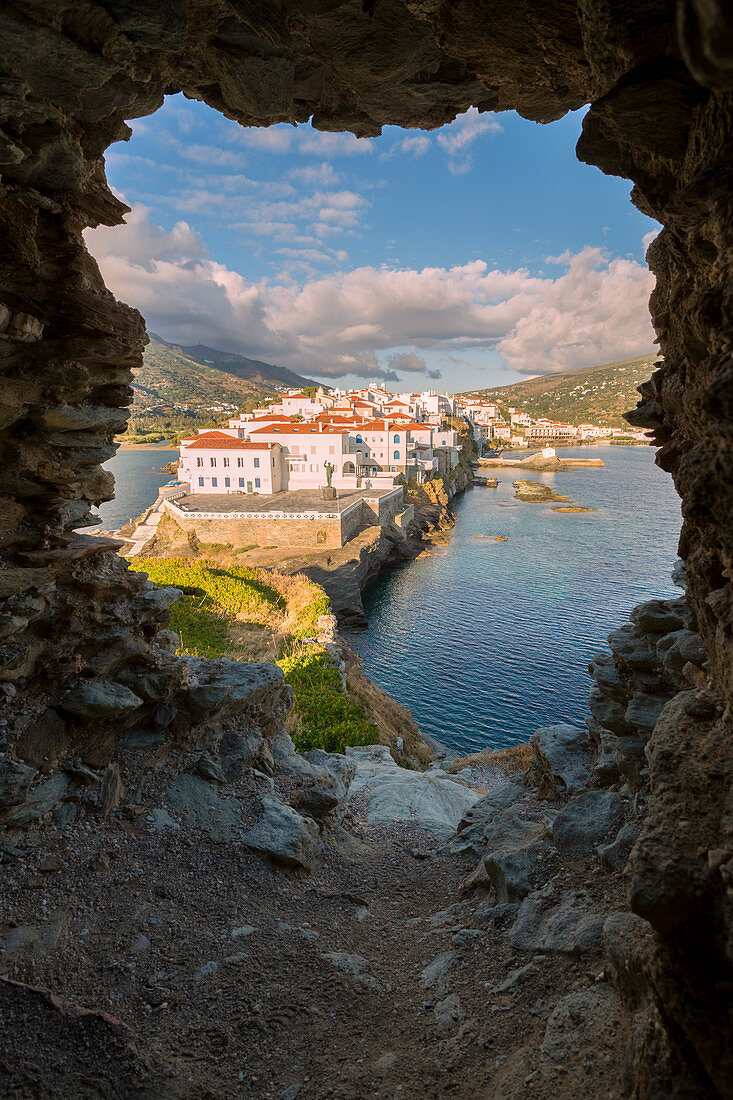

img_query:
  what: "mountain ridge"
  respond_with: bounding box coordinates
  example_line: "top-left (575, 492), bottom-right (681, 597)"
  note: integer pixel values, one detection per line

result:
top-left (148, 334), bottom-right (315, 390)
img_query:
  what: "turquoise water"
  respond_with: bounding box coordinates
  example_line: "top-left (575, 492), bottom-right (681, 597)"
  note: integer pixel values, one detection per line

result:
top-left (344, 446), bottom-right (682, 755)
top-left (96, 448), bottom-right (179, 530)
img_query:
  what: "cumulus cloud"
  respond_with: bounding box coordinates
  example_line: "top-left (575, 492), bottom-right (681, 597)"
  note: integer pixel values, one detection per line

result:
top-left (387, 351), bottom-right (427, 373)
top-left (288, 162), bottom-right (341, 187)
top-left (86, 206), bottom-right (655, 380)
top-left (642, 229), bottom-right (660, 254)
top-left (387, 134), bottom-right (431, 158)
top-left (436, 107), bottom-right (502, 174)
top-left (234, 125), bottom-right (373, 158)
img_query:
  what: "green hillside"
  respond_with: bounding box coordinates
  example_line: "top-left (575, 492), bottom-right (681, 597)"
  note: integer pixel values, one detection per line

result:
top-left (122, 337), bottom-right (318, 442)
top-left (464, 354), bottom-right (657, 426)
top-left (134, 336), bottom-right (314, 407)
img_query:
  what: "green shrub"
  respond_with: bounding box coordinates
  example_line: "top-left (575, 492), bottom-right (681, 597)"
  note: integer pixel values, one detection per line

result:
top-left (278, 645), bottom-right (379, 754)
top-left (164, 594), bottom-right (232, 659)
top-left (130, 558), bottom-right (284, 621)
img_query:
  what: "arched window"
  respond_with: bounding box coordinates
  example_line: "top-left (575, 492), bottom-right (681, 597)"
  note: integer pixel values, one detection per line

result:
top-left (393, 434), bottom-right (400, 443)
top-left (393, 450), bottom-right (400, 460)
top-left (355, 435), bottom-right (362, 443)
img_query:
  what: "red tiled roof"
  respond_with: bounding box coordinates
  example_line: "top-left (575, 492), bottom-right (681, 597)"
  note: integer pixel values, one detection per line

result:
top-left (183, 431), bottom-right (277, 450)
top-left (357, 419), bottom-right (433, 432)
top-left (249, 424), bottom-right (347, 436)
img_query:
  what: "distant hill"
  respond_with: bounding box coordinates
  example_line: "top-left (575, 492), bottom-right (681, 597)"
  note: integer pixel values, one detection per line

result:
top-left (121, 336), bottom-right (319, 443)
top-left (464, 354), bottom-right (657, 426)
top-left (134, 335), bottom-right (316, 408)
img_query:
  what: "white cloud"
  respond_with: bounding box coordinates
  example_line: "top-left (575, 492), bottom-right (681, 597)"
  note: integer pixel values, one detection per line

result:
top-left (288, 163), bottom-right (341, 187)
top-left (642, 229), bottom-right (660, 254)
top-left (86, 207), bottom-right (655, 381)
top-left (297, 129), bottom-right (373, 157)
top-left (233, 124), bottom-right (373, 158)
top-left (236, 127), bottom-right (295, 153)
top-left (436, 107), bottom-right (502, 174)
top-left (387, 134), bottom-right (431, 158)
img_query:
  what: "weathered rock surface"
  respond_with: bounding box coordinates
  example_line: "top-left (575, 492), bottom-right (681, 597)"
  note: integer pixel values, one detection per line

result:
top-left (450, 776), bottom-right (526, 857)
top-left (551, 790), bottom-right (627, 855)
top-left (512, 480), bottom-right (570, 503)
top-left (60, 680), bottom-right (143, 720)
top-left (530, 723), bottom-right (593, 793)
top-left (243, 794), bottom-right (319, 871)
top-left (463, 808), bottom-right (551, 903)
top-left (346, 745), bottom-right (481, 836)
top-left (509, 884), bottom-right (606, 955)
top-left (0, 3), bottom-right (730, 1094)
top-left (540, 984), bottom-right (622, 1072)
top-left (166, 774), bottom-right (242, 843)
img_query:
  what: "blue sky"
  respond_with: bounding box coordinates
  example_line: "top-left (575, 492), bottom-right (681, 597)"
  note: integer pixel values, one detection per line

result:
top-left (87, 94), bottom-right (659, 392)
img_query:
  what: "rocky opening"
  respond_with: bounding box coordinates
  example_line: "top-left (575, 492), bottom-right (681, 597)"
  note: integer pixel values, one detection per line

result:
top-left (0, 2), bottom-right (732, 1095)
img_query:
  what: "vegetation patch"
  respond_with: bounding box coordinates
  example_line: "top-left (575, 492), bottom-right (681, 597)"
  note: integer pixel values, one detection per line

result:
top-left (130, 558), bottom-right (377, 754)
top-left (463, 353), bottom-right (656, 427)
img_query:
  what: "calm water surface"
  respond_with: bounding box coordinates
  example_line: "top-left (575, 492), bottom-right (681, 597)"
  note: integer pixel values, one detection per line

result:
top-left (344, 446), bottom-right (682, 755)
top-left (96, 448), bottom-right (179, 530)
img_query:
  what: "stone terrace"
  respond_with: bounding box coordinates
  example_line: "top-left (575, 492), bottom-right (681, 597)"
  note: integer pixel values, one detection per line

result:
top-left (171, 487), bottom-right (396, 516)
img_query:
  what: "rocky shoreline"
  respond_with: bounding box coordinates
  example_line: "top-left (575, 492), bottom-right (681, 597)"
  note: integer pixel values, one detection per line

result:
top-left (286, 461), bottom-right (473, 630)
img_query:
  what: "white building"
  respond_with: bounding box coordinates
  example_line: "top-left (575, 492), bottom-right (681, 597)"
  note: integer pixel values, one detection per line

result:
top-left (179, 432), bottom-right (283, 494)
top-left (525, 421), bottom-right (579, 442)
top-left (281, 392), bottom-right (324, 418)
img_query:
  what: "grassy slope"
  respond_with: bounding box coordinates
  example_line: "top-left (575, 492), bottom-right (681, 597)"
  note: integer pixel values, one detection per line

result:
top-left (132, 340), bottom-right (286, 409)
top-left (464, 354), bottom-right (657, 426)
top-left (130, 558), bottom-right (379, 755)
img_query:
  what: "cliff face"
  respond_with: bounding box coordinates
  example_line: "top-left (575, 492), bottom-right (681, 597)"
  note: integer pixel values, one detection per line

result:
top-left (0, 3), bottom-right (731, 1094)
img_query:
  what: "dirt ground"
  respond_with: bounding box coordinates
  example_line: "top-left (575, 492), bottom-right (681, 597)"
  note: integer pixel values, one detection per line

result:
top-left (0, 748), bottom-right (630, 1100)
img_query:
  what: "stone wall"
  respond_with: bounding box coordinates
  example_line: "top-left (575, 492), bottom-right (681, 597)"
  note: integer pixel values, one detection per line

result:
top-left (0, 3), bottom-right (731, 1094)
top-left (163, 509), bottom-right (345, 550)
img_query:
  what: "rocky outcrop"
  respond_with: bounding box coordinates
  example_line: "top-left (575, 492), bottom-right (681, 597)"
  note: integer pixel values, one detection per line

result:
top-left (513, 480), bottom-right (570, 504)
top-left (292, 467), bottom-right (472, 630)
top-left (346, 744), bottom-right (480, 836)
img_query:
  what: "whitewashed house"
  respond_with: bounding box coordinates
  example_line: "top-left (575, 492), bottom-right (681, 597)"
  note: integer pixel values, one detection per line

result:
top-left (179, 431), bottom-right (283, 494)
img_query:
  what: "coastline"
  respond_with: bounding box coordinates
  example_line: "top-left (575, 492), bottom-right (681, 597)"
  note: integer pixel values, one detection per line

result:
top-left (114, 439), bottom-right (175, 450)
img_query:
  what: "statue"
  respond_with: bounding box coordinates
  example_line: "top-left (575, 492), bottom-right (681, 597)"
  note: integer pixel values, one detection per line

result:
top-left (324, 460), bottom-right (335, 488)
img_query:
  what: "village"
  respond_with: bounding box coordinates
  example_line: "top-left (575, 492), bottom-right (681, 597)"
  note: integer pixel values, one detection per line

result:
top-left (460, 398), bottom-right (649, 448)
top-left (127, 384), bottom-right (645, 554)
top-left (173, 384), bottom-right (643, 498)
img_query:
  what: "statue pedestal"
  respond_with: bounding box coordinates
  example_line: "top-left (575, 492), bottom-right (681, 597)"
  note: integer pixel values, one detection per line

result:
top-left (321, 486), bottom-right (337, 500)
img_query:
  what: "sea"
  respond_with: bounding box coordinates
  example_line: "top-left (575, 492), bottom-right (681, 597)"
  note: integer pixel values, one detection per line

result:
top-left (343, 445), bottom-right (682, 755)
top-left (99, 444), bottom-right (682, 756)
top-left (96, 448), bottom-right (179, 530)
